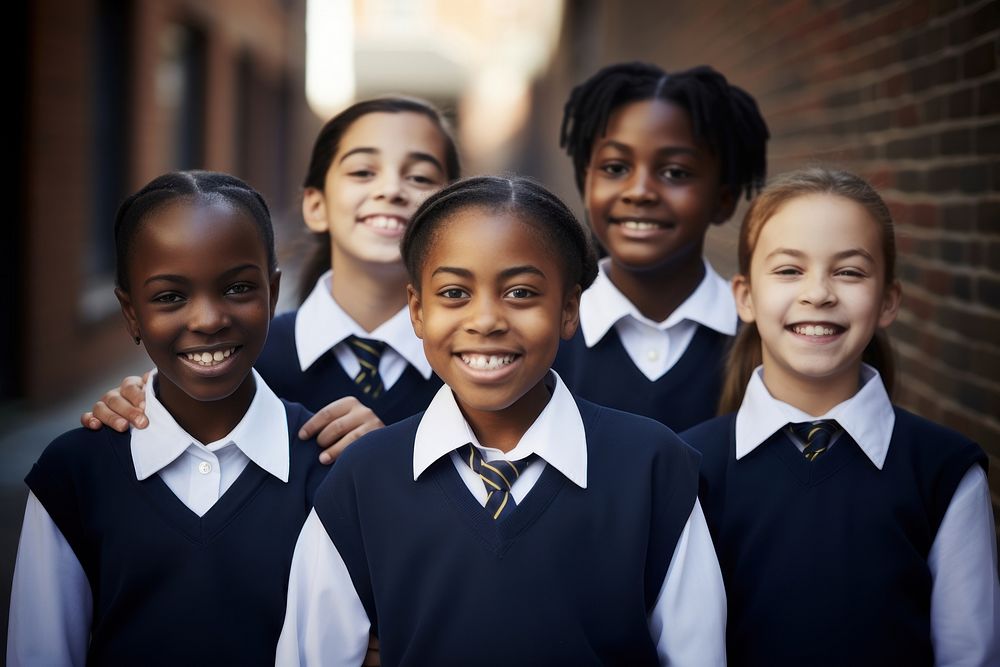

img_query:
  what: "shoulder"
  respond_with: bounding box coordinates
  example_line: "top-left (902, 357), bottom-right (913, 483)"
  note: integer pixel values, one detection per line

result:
top-left (892, 406), bottom-right (985, 464)
top-left (260, 311), bottom-right (299, 353)
top-left (576, 397), bottom-right (699, 465)
top-left (680, 413), bottom-right (736, 452)
top-left (28, 427), bottom-right (126, 489)
top-left (333, 412), bottom-right (422, 472)
top-left (279, 399), bottom-right (314, 433)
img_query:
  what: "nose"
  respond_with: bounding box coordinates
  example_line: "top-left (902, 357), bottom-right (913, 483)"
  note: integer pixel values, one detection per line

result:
top-left (799, 273), bottom-right (836, 307)
top-left (621, 168), bottom-right (658, 206)
top-left (465, 294), bottom-right (507, 336)
top-left (188, 296), bottom-right (230, 334)
top-left (373, 171), bottom-right (407, 204)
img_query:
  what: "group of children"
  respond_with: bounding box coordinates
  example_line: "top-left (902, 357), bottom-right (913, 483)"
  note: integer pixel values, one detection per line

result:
top-left (7, 60), bottom-right (998, 666)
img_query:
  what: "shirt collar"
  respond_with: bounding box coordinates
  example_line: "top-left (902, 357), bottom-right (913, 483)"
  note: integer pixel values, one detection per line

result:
top-left (578, 258), bottom-right (737, 347)
top-left (131, 369), bottom-right (291, 482)
top-left (735, 364), bottom-right (895, 468)
top-left (294, 270), bottom-right (432, 378)
top-left (412, 370), bottom-right (588, 488)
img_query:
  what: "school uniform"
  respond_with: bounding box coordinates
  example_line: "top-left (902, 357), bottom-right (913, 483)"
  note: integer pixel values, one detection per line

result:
top-left (7, 370), bottom-right (328, 667)
top-left (276, 371), bottom-right (727, 666)
top-left (255, 270), bottom-right (441, 422)
top-left (554, 258), bottom-right (736, 432)
top-left (682, 365), bottom-right (1000, 667)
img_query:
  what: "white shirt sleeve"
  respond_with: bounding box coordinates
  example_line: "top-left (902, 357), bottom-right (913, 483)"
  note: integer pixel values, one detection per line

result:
top-left (648, 498), bottom-right (727, 666)
top-left (276, 509), bottom-right (370, 667)
top-left (7, 491), bottom-right (93, 667)
top-left (928, 464), bottom-right (1000, 666)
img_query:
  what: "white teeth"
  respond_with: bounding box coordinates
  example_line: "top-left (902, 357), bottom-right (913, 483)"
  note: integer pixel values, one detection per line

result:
top-left (460, 353), bottom-right (517, 370)
top-left (184, 347), bottom-right (237, 366)
top-left (793, 325), bottom-right (838, 336)
top-left (621, 220), bottom-right (660, 231)
top-left (366, 215), bottom-right (404, 230)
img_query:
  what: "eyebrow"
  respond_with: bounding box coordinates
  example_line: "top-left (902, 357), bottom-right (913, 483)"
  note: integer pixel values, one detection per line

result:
top-left (765, 248), bottom-right (876, 262)
top-left (339, 147), bottom-right (445, 172)
top-left (598, 140), bottom-right (699, 158)
top-left (431, 265), bottom-right (546, 280)
top-left (142, 264), bottom-right (263, 287)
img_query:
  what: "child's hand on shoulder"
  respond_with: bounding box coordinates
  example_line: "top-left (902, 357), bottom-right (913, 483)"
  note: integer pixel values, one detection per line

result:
top-left (298, 397), bottom-right (384, 464)
top-left (80, 372), bottom-right (150, 432)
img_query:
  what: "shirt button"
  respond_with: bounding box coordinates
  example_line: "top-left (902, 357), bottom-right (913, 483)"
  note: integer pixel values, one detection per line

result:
top-left (198, 461), bottom-right (212, 475)
top-left (647, 349), bottom-right (659, 361)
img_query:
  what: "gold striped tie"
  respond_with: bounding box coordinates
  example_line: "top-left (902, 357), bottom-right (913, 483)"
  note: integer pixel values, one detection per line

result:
top-left (347, 335), bottom-right (387, 399)
top-left (460, 444), bottom-right (530, 520)
top-left (790, 420), bottom-right (840, 461)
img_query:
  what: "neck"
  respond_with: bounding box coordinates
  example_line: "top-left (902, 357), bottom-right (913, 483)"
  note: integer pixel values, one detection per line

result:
top-left (458, 379), bottom-right (552, 454)
top-left (605, 250), bottom-right (705, 322)
top-left (329, 248), bottom-right (410, 332)
top-left (156, 374), bottom-right (257, 444)
top-left (761, 365), bottom-right (861, 417)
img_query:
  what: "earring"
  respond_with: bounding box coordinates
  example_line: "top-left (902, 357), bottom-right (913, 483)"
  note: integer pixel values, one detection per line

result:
top-left (134, 335), bottom-right (141, 345)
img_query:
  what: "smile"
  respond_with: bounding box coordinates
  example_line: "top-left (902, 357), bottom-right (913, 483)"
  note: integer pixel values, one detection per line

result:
top-left (182, 346), bottom-right (239, 366)
top-left (460, 353), bottom-right (518, 370)
top-left (788, 324), bottom-right (845, 337)
top-left (359, 215), bottom-right (406, 231)
top-left (619, 220), bottom-right (668, 230)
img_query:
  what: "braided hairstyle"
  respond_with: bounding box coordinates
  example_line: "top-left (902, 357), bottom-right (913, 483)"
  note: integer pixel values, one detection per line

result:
top-left (560, 62), bottom-right (769, 208)
top-left (115, 170), bottom-right (276, 291)
top-left (401, 175), bottom-right (598, 292)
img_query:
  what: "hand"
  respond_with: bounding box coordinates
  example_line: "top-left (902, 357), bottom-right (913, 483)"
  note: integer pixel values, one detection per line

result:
top-left (298, 397), bottom-right (384, 464)
top-left (80, 371), bottom-right (151, 431)
top-left (362, 634), bottom-right (380, 666)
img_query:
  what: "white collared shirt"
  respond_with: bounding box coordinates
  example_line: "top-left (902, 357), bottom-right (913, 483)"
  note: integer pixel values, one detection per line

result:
top-left (295, 271), bottom-right (432, 388)
top-left (277, 372), bottom-right (727, 666)
top-left (579, 259), bottom-right (737, 380)
top-left (735, 365), bottom-right (1000, 665)
top-left (7, 371), bottom-right (292, 667)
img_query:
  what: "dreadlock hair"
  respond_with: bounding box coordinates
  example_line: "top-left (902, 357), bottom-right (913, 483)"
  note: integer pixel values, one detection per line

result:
top-left (717, 167), bottom-right (898, 415)
top-left (401, 175), bottom-right (598, 293)
top-left (560, 62), bottom-right (769, 209)
top-left (297, 96), bottom-right (461, 303)
top-left (115, 170), bottom-right (276, 291)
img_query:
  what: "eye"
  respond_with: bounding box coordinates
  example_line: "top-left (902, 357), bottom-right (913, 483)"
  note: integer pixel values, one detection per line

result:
top-left (599, 161), bottom-right (629, 177)
top-left (439, 287), bottom-right (469, 300)
top-left (835, 268), bottom-right (867, 279)
top-left (406, 173), bottom-right (440, 186)
top-left (152, 292), bottom-right (184, 304)
top-left (348, 169), bottom-right (375, 179)
top-left (505, 287), bottom-right (537, 299)
top-left (661, 166), bottom-right (692, 181)
top-left (772, 266), bottom-right (802, 277)
top-left (225, 282), bottom-right (255, 296)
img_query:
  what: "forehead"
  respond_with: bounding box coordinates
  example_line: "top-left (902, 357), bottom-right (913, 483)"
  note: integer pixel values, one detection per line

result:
top-left (129, 200), bottom-right (268, 273)
top-left (423, 207), bottom-right (557, 271)
top-left (337, 111), bottom-right (448, 161)
top-left (599, 99), bottom-right (699, 150)
top-left (757, 194), bottom-right (883, 256)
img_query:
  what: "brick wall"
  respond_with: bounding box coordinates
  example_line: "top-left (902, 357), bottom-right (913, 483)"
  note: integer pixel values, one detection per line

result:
top-left (523, 0), bottom-right (1000, 522)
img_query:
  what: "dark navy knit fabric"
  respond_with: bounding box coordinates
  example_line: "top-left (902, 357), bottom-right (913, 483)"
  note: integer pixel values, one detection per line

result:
top-left (25, 400), bottom-right (328, 667)
top-left (682, 409), bottom-right (987, 667)
top-left (553, 324), bottom-right (731, 432)
top-left (255, 311), bottom-right (441, 423)
top-left (314, 398), bottom-right (701, 666)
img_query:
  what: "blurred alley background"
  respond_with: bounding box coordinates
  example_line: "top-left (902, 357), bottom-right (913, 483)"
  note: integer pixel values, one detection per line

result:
top-left (4, 0), bottom-right (999, 643)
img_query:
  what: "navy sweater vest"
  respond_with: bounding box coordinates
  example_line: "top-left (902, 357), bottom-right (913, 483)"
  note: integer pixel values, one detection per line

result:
top-left (255, 311), bottom-right (442, 423)
top-left (25, 400), bottom-right (328, 666)
top-left (314, 398), bottom-right (701, 666)
top-left (682, 409), bottom-right (987, 667)
top-left (553, 324), bottom-right (731, 432)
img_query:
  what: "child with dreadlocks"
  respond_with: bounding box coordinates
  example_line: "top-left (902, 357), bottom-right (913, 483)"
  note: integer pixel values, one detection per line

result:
top-left (555, 62), bottom-right (769, 431)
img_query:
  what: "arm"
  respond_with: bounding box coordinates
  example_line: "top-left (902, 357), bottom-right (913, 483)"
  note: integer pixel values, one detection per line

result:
top-left (7, 492), bottom-right (92, 667)
top-left (276, 510), bottom-right (371, 666)
top-left (648, 498), bottom-right (727, 666)
top-left (928, 464), bottom-right (1000, 666)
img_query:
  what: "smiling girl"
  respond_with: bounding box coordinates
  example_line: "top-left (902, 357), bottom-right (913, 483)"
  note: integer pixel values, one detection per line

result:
top-left (276, 176), bottom-right (726, 666)
top-left (682, 168), bottom-right (999, 666)
top-left (8, 172), bottom-right (329, 665)
top-left (84, 97), bottom-right (461, 462)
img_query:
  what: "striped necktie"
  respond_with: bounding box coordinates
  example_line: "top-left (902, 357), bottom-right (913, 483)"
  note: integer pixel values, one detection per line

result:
top-left (460, 444), bottom-right (530, 521)
top-left (347, 335), bottom-right (387, 399)
top-left (789, 420), bottom-right (840, 461)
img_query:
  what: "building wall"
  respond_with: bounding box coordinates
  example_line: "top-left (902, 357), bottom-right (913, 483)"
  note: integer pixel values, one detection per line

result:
top-left (521, 0), bottom-right (1000, 521)
top-left (17, 0), bottom-right (312, 403)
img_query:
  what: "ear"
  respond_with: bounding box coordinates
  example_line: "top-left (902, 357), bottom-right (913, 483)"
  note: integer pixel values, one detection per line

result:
top-left (560, 284), bottom-right (582, 340)
top-left (406, 284), bottom-right (425, 339)
top-left (712, 185), bottom-right (738, 225)
top-left (115, 287), bottom-right (141, 342)
top-left (302, 187), bottom-right (329, 233)
top-left (268, 269), bottom-right (282, 319)
top-left (878, 279), bottom-right (902, 329)
top-left (732, 274), bottom-right (756, 324)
